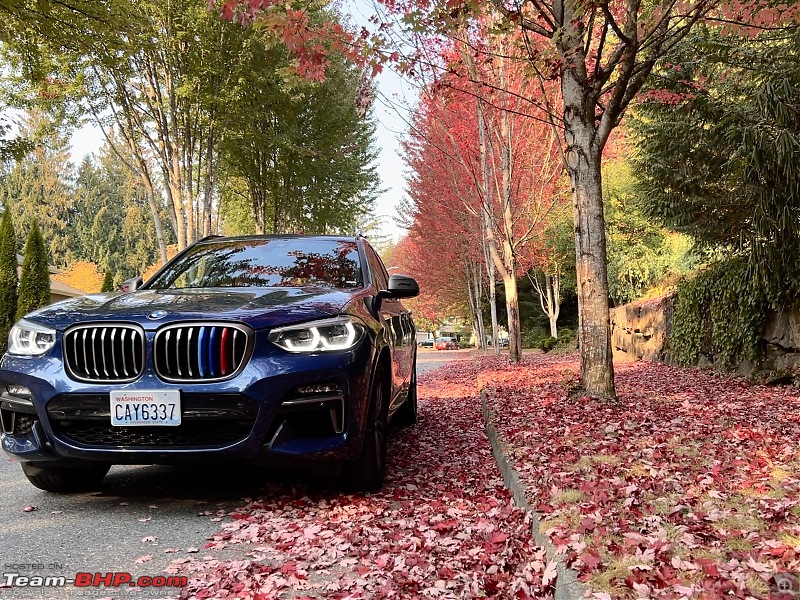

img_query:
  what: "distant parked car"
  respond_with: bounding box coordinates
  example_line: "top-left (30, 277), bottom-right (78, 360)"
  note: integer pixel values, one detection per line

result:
top-left (435, 337), bottom-right (459, 350)
top-left (419, 338), bottom-right (434, 349)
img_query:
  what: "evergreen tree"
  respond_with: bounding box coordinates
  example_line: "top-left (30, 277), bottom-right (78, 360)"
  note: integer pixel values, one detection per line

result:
top-left (0, 109), bottom-right (75, 267)
top-left (632, 28), bottom-right (800, 295)
top-left (100, 270), bottom-right (114, 292)
top-left (0, 210), bottom-right (19, 351)
top-left (72, 145), bottom-right (174, 280)
top-left (16, 221), bottom-right (51, 320)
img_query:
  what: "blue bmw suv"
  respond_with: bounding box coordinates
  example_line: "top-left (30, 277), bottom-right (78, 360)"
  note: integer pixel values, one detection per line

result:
top-left (0, 235), bottom-right (419, 493)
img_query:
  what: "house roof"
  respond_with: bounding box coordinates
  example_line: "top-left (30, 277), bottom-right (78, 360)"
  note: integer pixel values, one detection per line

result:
top-left (50, 278), bottom-right (84, 298)
top-left (14, 254), bottom-right (84, 298)
top-left (16, 253), bottom-right (61, 274)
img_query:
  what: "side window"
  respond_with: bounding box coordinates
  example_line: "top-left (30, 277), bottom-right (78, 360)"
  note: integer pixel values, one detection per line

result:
top-left (365, 245), bottom-right (388, 291)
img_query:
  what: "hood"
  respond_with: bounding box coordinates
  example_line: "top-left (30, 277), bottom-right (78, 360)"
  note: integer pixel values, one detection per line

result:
top-left (23, 287), bottom-right (358, 331)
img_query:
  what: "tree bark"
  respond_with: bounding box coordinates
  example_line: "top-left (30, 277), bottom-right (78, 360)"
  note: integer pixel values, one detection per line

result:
top-left (469, 259), bottom-right (487, 350)
top-left (142, 177), bottom-right (169, 265)
top-left (562, 68), bottom-right (615, 399)
top-left (202, 124), bottom-right (217, 237)
top-left (476, 104), bottom-right (500, 353)
top-left (547, 273), bottom-right (560, 338)
top-left (497, 81), bottom-right (522, 363)
top-left (483, 233), bottom-right (500, 354)
top-left (503, 272), bottom-right (521, 357)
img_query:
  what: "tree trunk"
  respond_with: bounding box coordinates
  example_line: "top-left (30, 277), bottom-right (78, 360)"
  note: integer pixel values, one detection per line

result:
top-left (562, 68), bottom-right (615, 399)
top-left (547, 273), bottom-right (560, 338)
top-left (503, 272), bottom-right (521, 359)
top-left (530, 269), bottom-right (561, 340)
top-left (469, 260), bottom-right (487, 350)
top-left (476, 105), bottom-right (500, 353)
top-left (163, 173), bottom-right (187, 251)
top-left (497, 87), bottom-right (521, 363)
top-left (142, 178), bottom-right (168, 265)
top-left (484, 236), bottom-right (500, 353)
top-left (202, 125), bottom-right (216, 237)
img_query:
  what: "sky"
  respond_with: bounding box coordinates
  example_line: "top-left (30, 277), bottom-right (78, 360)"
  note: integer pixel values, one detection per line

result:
top-left (69, 0), bottom-right (416, 243)
top-left (340, 0), bottom-right (417, 243)
top-left (363, 64), bottom-right (415, 242)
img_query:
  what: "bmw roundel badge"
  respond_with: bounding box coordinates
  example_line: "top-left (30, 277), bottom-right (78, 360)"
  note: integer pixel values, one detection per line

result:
top-left (148, 310), bottom-right (168, 320)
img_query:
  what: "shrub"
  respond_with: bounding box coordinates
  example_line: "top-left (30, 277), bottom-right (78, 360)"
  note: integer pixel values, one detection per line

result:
top-left (539, 336), bottom-right (558, 352)
top-left (555, 327), bottom-right (577, 350)
top-left (522, 327), bottom-right (549, 349)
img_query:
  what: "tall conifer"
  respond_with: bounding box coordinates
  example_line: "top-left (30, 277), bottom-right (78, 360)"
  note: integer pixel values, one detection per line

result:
top-left (16, 221), bottom-right (50, 321)
top-left (0, 210), bottom-right (19, 351)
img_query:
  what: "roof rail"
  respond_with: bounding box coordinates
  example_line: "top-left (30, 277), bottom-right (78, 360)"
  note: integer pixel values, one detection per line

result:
top-left (197, 234), bottom-right (224, 243)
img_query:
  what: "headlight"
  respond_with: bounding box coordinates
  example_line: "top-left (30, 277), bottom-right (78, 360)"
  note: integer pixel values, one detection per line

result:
top-left (269, 317), bottom-right (366, 353)
top-left (8, 320), bottom-right (57, 356)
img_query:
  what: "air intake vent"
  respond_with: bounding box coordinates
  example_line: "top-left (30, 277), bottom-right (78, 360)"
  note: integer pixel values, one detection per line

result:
top-left (154, 323), bottom-right (253, 383)
top-left (63, 324), bottom-right (145, 382)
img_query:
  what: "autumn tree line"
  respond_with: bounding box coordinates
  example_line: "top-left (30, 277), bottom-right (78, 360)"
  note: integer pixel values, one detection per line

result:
top-left (369, 0), bottom-right (799, 398)
top-left (0, 0), bottom-right (381, 288)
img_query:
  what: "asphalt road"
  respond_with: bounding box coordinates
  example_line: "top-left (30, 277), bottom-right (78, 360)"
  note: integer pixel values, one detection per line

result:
top-left (0, 350), bottom-right (468, 600)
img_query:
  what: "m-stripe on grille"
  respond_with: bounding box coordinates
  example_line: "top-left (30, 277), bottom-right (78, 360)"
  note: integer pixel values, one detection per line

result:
top-left (154, 324), bottom-right (252, 382)
top-left (64, 325), bottom-right (145, 382)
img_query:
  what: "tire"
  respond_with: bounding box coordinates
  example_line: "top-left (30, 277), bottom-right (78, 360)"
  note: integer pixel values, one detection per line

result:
top-left (393, 369), bottom-right (417, 427)
top-left (347, 367), bottom-right (388, 492)
top-left (21, 463), bottom-right (111, 493)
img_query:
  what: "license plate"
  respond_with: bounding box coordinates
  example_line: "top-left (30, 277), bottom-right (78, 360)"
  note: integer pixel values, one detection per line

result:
top-left (110, 391), bottom-right (181, 427)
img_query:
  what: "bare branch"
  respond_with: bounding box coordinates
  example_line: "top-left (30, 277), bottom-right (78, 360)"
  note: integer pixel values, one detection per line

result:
top-left (599, 2), bottom-right (631, 45)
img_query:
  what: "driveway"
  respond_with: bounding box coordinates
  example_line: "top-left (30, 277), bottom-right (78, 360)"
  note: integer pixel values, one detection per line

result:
top-left (415, 347), bottom-right (473, 375)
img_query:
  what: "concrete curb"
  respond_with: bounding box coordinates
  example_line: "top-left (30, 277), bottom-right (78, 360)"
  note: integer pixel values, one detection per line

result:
top-left (481, 391), bottom-right (589, 600)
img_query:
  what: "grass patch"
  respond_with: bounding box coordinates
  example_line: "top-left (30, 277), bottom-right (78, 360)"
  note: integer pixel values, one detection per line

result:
top-left (627, 462), bottom-right (655, 478)
top-left (663, 523), bottom-right (686, 543)
top-left (674, 445), bottom-right (701, 458)
top-left (539, 508), bottom-right (581, 535)
top-left (717, 513), bottom-right (765, 533)
top-left (746, 575), bottom-right (770, 596)
top-left (777, 532), bottom-right (800, 549)
top-left (587, 554), bottom-right (651, 599)
top-left (552, 488), bottom-right (584, 505)
top-left (771, 466), bottom-right (792, 482)
top-left (724, 536), bottom-right (755, 553)
top-left (570, 455), bottom-right (623, 472)
top-left (593, 454), bottom-right (623, 466)
top-left (570, 456), bottom-right (593, 471)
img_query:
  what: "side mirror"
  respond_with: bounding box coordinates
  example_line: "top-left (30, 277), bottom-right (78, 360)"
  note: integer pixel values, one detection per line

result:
top-left (120, 276), bottom-right (143, 293)
top-left (382, 274), bottom-right (419, 299)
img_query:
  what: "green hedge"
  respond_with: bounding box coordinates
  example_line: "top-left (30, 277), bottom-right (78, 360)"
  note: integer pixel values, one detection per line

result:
top-left (670, 258), bottom-right (768, 369)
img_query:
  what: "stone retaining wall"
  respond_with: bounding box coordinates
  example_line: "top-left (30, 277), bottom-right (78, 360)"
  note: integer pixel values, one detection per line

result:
top-left (610, 294), bottom-right (800, 373)
top-left (610, 295), bottom-right (674, 363)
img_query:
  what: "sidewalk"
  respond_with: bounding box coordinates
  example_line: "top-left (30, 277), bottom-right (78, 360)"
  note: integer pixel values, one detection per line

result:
top-left (481, 352), bottom-right (800, 599)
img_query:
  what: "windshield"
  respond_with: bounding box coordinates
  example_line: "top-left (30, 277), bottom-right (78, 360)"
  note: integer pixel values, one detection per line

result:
top-left (147, 238), bottom-right (363, 290)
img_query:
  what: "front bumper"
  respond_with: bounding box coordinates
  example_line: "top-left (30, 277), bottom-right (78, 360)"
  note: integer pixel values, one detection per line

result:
top-left (0, 334), bottom-right (375, 467)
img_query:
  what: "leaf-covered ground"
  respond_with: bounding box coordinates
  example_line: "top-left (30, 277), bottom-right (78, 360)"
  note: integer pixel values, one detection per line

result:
top-left (172, 365), bottom-right (555, 599)
top-left (480, 352), bottom-right (800, 599)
